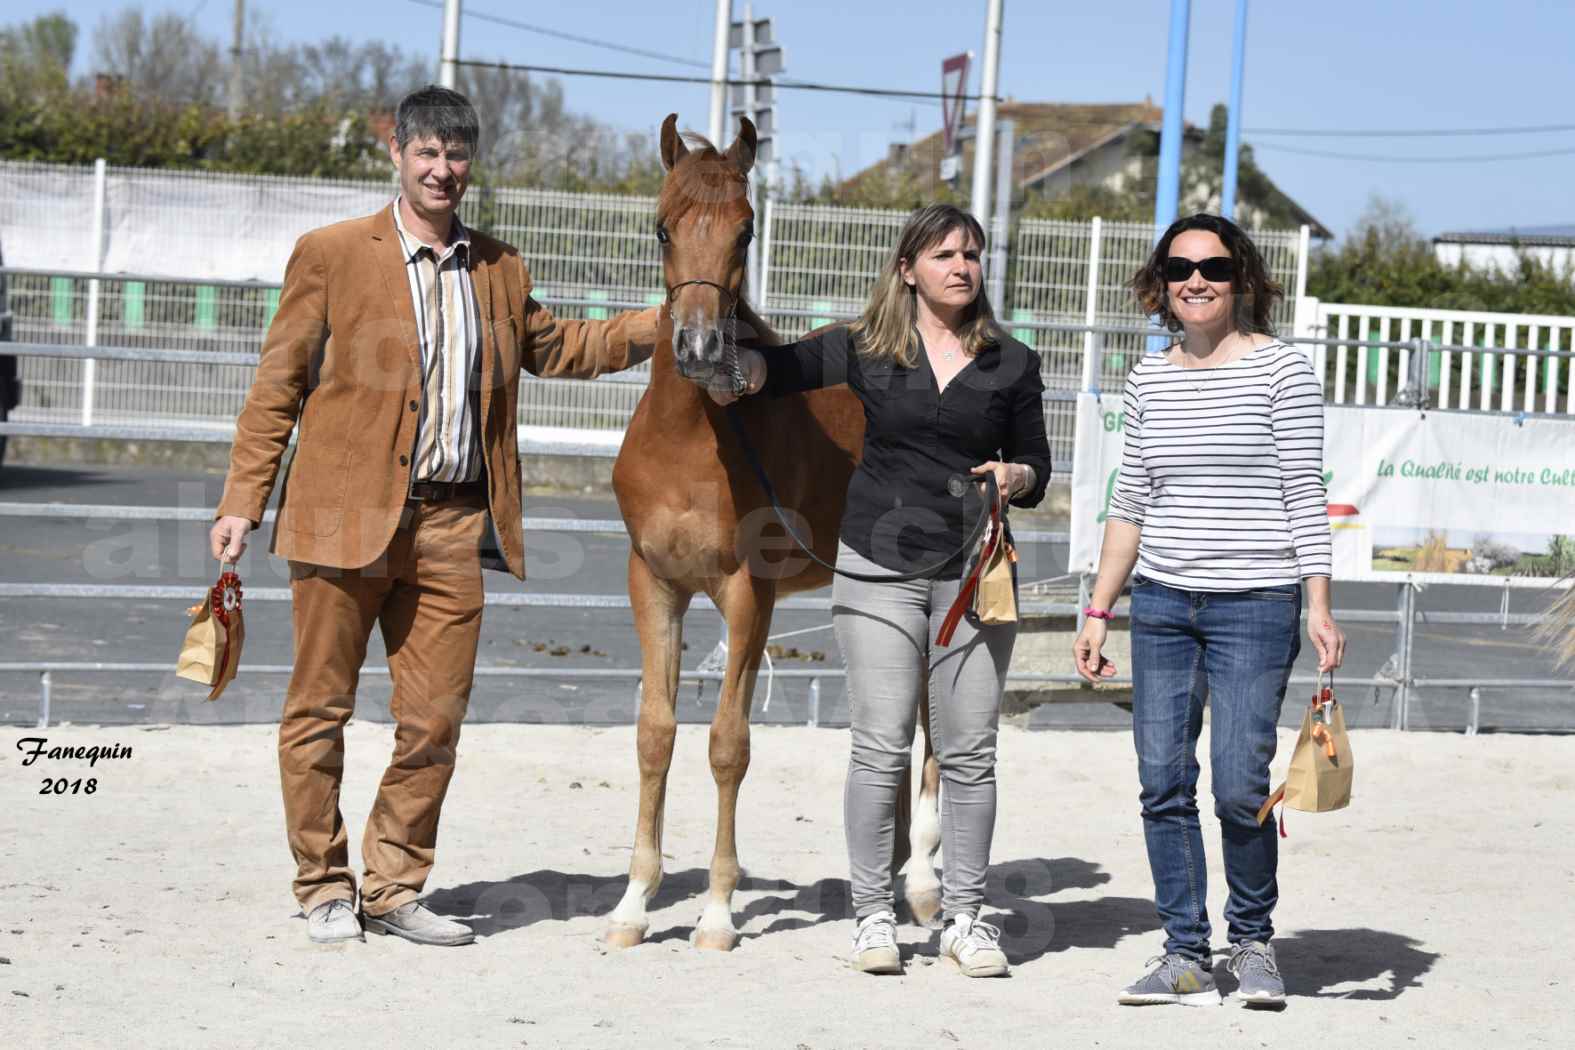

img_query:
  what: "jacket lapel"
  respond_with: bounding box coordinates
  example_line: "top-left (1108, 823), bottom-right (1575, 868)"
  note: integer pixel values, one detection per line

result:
top-left (372, 205), bottom-right (422, 373)
top-left (474, 253), bottom-right (498, 426)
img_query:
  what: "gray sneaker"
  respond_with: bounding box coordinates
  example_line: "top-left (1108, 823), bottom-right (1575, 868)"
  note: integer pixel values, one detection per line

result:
top-left (306, 899), bottom-right (363, 944)
top-left (851, 911), bottom-right (902, 974)
top-left (1227, 940), bottom-right (1286, 1008)
top-left (1118, 954), bottom-right (1222, 1006)
top-left (938, 914), bottom-right (1009, 977)
top-left (363, 901), bottom-right (475, 946)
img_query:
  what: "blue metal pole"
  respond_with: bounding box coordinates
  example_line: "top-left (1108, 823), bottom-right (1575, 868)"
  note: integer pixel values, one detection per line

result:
top-left (1220, 0), bottom-right (1248, 219)
top-left (1152, 0), bottom-right (1191, 234)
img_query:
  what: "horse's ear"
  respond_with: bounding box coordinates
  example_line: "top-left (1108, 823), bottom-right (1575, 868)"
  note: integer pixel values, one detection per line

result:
top-left (660, 114), bottom-right (687, 171)
top-left (725, 116), bottom-right (757, 175)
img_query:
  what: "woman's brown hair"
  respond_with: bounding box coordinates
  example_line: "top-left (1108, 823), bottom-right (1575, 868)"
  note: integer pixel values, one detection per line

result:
top-left (1131, 213), bottom-right (1283, 335)
top-left (850, 203), bottom-right (1004, 366)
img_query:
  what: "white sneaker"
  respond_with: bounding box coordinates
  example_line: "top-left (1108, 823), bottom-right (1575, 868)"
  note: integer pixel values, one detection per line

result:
top-left (363, 901), bottom-right (475, 946)
top-left (306, 899), bottom-right (363, 944)
top-left (939, 914), bottom-right (1009, 977)
top-left (851, 911), bottom-right (902, 974)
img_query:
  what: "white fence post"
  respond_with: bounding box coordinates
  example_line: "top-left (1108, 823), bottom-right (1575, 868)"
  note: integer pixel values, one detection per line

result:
top-left (759, 195), bottom-right (774, 308)
top-left (82, 157), bottom-right (108, 426)
top-left (1080, 216), bottom-right (1103, 393)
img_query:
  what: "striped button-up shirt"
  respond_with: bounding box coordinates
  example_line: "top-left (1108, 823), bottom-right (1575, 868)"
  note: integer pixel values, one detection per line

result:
top-left (391, 198), bottom-right (483, 483)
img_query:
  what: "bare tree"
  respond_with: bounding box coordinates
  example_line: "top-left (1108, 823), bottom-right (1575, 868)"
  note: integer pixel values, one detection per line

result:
top-left (90, 7), bottom-right (222, 106)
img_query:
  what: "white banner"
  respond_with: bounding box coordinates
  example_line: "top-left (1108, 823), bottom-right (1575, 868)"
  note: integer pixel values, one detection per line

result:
top-left (1070, 394), bottom-right (1575, 588)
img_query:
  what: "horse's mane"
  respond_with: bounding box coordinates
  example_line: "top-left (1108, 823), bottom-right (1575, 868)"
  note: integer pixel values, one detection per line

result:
top-left (657, 132), bottom-right (780, 347)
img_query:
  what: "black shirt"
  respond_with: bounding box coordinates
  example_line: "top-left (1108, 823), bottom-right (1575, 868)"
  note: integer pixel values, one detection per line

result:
top-left (761, 324), bottom-right (1052, 576)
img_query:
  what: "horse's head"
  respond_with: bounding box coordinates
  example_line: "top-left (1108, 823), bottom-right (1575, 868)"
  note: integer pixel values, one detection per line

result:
top-left (656, 112), bottom-right (757, 387)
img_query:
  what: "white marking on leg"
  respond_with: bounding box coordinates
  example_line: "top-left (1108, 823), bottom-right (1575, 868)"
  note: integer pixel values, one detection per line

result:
top-left (610, 879), bottom-right (652, 932)
top-left (696, 897), bottom-right (736, 937)
top-left (903, 786), bottom-right (942, 894)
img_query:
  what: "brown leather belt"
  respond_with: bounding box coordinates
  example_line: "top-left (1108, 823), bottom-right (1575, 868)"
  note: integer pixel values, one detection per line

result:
top-left (407, 479), bottom-right (485, 503)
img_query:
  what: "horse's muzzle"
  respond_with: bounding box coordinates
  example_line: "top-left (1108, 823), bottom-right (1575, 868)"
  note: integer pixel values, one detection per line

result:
top-left (673, 325), bottom-right (725, 382)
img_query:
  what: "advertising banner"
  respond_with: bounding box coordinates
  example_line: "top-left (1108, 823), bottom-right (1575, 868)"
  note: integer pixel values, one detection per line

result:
top-left (1069, 393), bottom-right (1575, 588)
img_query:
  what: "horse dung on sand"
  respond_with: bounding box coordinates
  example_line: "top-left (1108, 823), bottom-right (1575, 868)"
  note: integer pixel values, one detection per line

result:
top-left (605, 114), bottom-right (944, 951)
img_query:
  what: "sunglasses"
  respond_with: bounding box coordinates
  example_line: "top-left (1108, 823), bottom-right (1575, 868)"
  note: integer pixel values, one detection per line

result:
top-left (1164, 256), bottom-right (1235, 283)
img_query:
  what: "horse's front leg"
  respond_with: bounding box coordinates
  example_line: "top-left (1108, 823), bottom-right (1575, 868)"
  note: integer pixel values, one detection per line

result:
top-left (903, 684), bottom-right (944, 927)
top-left (607, 551), bottom-right (690, 948)
top-left (694, 568), bottom-right (775, 951)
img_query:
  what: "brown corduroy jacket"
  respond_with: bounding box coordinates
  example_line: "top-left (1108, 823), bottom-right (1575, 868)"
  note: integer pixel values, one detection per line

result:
top-left (216, 207), bottom-right (660, 579)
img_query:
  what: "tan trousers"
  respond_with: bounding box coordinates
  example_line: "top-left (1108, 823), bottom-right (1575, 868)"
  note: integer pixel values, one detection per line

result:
top-left (279, 494), bottom-right (487, 917)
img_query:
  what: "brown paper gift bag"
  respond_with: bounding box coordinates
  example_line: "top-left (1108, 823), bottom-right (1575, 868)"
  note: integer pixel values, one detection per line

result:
top-left (176, 566), bottom-right (245, 701)
top-left (972, 525), bottom-right (1018, 626)
top-left (1257, 673), bottom-right (1353, 834)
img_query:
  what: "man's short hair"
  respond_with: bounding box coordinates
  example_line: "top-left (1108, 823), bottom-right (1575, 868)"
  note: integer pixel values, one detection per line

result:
top-left (394, 85), bottom-right (480, 155)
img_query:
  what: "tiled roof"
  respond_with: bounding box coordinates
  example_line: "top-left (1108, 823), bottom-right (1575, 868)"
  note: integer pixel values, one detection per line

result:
top-left (845, 101), bottom-right (1163, 193)
top-left (1435, 225), bottom-right (1575, 247)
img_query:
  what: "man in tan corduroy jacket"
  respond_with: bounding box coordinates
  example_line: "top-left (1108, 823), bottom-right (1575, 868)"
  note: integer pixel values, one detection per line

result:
top-left (209, 86), bottom-right (660, 947)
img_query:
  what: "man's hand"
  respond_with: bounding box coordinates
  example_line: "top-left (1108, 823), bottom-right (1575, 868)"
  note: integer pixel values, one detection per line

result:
top-left (210, 516), bottom-right (253, 562)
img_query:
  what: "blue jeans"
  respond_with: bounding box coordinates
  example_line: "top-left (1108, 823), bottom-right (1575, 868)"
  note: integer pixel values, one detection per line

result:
top-left (1128, 575), bottom-right (1302, 961)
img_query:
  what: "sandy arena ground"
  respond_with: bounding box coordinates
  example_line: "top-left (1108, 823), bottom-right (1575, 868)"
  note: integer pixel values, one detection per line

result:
top-left (3, 722), bottom-right (1570, 1049)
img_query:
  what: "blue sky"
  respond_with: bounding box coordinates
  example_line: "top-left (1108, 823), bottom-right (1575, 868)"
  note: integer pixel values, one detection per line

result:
top-left (22, 0), bottom-right (1574, 240)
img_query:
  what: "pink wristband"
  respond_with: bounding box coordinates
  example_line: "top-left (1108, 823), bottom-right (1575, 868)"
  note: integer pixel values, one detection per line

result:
top-left (1082, 606), bottom-right (1113, 621)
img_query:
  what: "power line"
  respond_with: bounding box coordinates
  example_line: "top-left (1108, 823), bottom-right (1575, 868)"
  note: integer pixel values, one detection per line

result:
top-left (1246, 122), bottom-right (1575, 138)
top-left (452, 58), bottom-right (996, 103)
top-left (1250, 141), bottom-right (1575, 164)
top-left (406, 0), bottom-right (710, 69)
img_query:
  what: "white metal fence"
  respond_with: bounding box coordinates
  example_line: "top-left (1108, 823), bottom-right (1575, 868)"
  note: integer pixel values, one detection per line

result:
top-left (1306, 299), bottom-right (1575, 413)
top-left (0, 158), bottom-right (1327, 467)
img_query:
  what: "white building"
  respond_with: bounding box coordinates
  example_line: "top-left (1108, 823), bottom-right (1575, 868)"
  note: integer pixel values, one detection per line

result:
top-left (1433, 226), bottom-right (1575, 273)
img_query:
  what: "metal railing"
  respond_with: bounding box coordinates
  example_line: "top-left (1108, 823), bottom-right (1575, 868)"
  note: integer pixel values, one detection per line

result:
top-left (2, 498), bottom-right (1569, 733)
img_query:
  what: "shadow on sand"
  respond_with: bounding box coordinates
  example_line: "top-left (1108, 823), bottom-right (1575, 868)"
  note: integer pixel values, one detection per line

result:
top-left (426, 855), bottom-right (1163, 963)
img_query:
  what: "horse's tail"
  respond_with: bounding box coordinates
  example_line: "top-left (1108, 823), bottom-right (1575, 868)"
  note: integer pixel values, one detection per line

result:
top-left (1534, 576), bottom-right (1575, 668)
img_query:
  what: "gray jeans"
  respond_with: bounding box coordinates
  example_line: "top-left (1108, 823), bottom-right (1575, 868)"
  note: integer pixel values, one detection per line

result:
top-left (832, 541), bottom-right (1017, 922)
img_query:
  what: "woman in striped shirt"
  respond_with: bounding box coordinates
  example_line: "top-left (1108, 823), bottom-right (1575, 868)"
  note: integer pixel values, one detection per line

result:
top-left (1072, 214), bottom-right (1346, 1009)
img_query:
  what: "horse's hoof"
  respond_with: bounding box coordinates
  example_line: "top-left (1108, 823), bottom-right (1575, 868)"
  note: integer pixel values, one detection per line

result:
top-left (905, 886), bottom-right (943, 928)
top-left (604, 923), bottom-right (647, 949)
top-left (693, 927), bottom-right (740, 952)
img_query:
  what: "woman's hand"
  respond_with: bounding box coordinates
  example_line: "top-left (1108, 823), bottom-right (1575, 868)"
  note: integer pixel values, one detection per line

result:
top-left (1073, 617), bottom-right (1119, 683)
top-left (1308, 609), bottom-right (1346, 672)
top-left (705, 348), bottom-right (766, 406)
top-left (970, 460), bottom-right (1024, 509)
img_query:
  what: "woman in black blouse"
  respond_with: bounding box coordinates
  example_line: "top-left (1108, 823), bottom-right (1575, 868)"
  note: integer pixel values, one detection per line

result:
top-left (714, 203), bottom-right (1051, 977)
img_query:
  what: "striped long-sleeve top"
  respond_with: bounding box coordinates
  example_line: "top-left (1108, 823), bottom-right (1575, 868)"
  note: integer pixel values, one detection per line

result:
top-left (1106, 340), bottom-right (1333, 589)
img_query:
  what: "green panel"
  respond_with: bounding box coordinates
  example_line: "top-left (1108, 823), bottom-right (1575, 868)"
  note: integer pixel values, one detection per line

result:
top-left (195, 285), bottom-right (218, 330)
top-left (1366, 327), bottom-right (1384, 385)
top-left (587, 288), bottom-right (609, 321)
top-left (124, 281), bottom-right (146, 331)
top-left (51, 276), bottom-right (72, 325)
top-left (1426, 334), bottom-right (1442, 389)
top-left (264, 288), bottom-right (281, 327)
top-left (644, 292), bottom-right (665, 306)
top-left (1010, 308), bottom-right (1035, 348)
top-left (811, 300), bottom-right (833, 328)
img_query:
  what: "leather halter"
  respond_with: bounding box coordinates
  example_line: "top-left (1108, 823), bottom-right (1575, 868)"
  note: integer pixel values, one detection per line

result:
top-left (664, 278), bottom-right (746, 396)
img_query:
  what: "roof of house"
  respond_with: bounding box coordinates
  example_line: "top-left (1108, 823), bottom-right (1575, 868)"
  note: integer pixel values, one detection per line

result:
top-left (1435, 225), bottom-right (1575, 247)
top-left (845, 101), bottom-right (1162, 196)
top-left (846, 100), bottom-right (1330, 237)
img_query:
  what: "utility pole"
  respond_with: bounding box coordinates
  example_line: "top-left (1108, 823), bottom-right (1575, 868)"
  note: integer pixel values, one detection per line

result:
top-left (708, 0), bottom-right (733, 146)
top-left (439, 0), bottom-right (462, 90)
top-left (1220, 0), bottom-right (1249, 220)
top-left (987, 118), bottom-right (1015, 310)
top-left (1153, 0), bottom-right (1191, 233)
top-left (730, 5), bottom-right (783, 294)
top-left (969, 0), bottom-right (1004, 227)
top-left (226, 0), bottom-right (244, 121)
